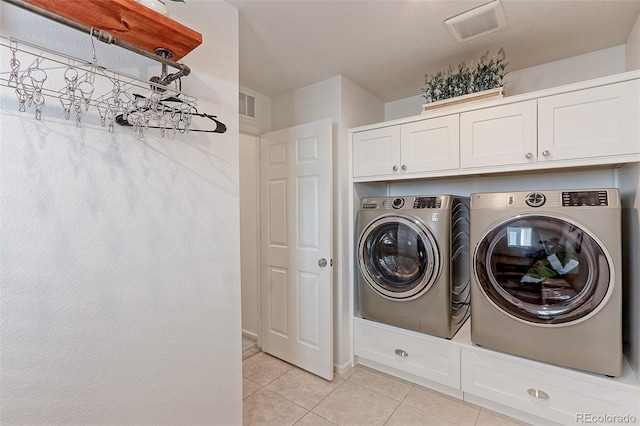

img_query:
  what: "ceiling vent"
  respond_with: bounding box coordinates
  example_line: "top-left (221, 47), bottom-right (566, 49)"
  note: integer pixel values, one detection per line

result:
top-left (445, 0), bottom-right (507, 42)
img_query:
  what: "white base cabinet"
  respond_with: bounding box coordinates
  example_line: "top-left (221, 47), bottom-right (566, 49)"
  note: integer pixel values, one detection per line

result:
top-left (461, 349), bottom-right (640, 425)
top-left (353, 318), bottom-right (640, 425)
top-left (353, 318), bottom-right (461, 391)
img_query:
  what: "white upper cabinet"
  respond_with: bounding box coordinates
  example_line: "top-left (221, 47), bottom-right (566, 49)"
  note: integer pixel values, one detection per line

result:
top-left (460, 100), bottom-right (537, 169)
top-left (537, 79), bottom-right (640, 162)
top-left (351, 72), bottom-right (640, 180)
top-left (352, 126), bottom-right (401, 178)
top-left (353, 115), bottom-right (459, 178)
top-left (400, 115), bottom-right (460, 174)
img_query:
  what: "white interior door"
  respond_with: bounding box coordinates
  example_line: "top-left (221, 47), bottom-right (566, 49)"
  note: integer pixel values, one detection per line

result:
top-left (260, 119), bottom-right (333, 380)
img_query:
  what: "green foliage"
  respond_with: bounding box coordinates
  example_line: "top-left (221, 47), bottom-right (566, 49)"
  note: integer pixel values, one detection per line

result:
top-left (422, 48), bottom-right (507, 103)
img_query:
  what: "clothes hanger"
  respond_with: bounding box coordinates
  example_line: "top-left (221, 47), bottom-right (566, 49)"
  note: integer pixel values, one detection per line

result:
top-left (114, 93), bottom-right (227, 134)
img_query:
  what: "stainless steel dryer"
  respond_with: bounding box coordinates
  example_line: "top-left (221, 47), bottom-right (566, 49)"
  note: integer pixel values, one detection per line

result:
top-left (470, 189), bottom-right (623, 376)
top-left (356, 195), bottom-right (470, 338)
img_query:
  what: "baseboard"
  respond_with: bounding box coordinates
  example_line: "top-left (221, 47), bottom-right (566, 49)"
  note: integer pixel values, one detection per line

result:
top-left (334, 358), bottom-right (355, 375)
top-left (242, 329), bottom-right (258, 340)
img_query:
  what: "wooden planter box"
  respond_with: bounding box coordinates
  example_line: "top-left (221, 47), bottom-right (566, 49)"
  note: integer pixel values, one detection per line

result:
top-left (422, 87), bottom-right (504, 113)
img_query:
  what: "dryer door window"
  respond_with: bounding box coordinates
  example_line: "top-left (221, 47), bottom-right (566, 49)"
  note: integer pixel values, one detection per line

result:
top-left (358, 215), bottom-right (440, 300)
top-left (474, 215), bottom-right (611, 324)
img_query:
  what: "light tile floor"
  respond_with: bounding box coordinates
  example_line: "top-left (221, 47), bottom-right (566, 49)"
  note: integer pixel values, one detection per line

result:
top-left (242, 339), bottom-right (529, 426)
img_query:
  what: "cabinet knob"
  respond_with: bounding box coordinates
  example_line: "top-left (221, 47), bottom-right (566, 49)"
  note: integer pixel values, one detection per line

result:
top-left (401, 165), bottom-right (407, 171)
top-left (392, 165), bottom-right (398, 171)
top-left (525, 152), bottom-right (533, 159)
top-left (542, 150), bottom-right (551, 157)
top-left (527, 388), bottom-right (550, 400)
top-left (394, 349), bottom-right (409, 357)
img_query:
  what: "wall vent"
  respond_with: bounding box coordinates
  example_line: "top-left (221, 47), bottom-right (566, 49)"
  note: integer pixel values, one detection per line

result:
top-left (239, 92), bottom-right (256, 119)
top-left (445, 0), bottom-right (507, 42)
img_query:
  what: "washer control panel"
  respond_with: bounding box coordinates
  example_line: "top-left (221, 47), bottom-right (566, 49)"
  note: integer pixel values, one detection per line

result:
top-left (391, 197), bottom-right (405, 209)
top-left (360, 196), bottom-right (444, 210)
top-left (413, 196), bottom-right (442, 209)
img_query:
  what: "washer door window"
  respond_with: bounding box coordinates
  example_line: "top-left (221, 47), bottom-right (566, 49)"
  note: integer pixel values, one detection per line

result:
top-left (475, 215), bottom-right (610, 325)
top-left (358, 215), bottom-right (440, 300)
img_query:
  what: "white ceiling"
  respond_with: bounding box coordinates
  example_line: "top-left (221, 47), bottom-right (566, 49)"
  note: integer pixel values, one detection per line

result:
top-left (230, 0), bottom-right (640, 103)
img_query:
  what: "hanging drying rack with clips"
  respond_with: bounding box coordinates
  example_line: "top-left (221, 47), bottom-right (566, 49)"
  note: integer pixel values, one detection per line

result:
top-left (0, 36), bottom-right (226, 137)
top-left (0, 0), bottom-right (226, 136)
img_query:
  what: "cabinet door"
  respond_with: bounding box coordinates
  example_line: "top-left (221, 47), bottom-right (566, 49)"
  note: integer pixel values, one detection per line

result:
top-left (460, 100), bottom-right (537, 169)
top-left (538, 79), bottom-right (640, 162)
top-left (400, 115), bottom-right (460, 173)
top-left (353, 126), bottom-right (401, 178)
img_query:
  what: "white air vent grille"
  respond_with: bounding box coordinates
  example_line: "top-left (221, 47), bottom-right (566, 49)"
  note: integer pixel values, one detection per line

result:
top-left (445, 0), bottom-right (507, 42)
top-left (239, 92), bottom-right (256, 118)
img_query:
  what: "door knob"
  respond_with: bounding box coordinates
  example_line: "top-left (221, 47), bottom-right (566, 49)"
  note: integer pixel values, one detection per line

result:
top-left (318, 258), bottom-right (328, 267)
top-left (392, 165), bottom-right (398, 171)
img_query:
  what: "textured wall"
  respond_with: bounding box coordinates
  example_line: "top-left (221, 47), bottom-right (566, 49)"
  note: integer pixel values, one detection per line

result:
top-left (0, 1), bottom-right (242, 424)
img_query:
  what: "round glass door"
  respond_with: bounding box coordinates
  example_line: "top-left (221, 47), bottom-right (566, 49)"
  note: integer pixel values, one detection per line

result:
top-left (474, 215), bottom-right (611, 324)
top-left (358, 215), bottom-right (440, 300)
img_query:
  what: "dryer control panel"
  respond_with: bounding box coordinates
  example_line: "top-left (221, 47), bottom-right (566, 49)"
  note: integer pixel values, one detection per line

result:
top-left (562, 190), bottom-right (608, 206)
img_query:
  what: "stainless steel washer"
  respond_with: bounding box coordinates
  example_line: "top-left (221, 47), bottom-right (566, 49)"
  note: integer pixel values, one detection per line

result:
top-left (356, 195), bottom-right (470, 338)
top-left (470, 189), bottom-right (623, 376)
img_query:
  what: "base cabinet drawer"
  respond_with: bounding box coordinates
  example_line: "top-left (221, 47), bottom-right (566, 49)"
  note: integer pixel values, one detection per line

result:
top-left (354, 318), bottom-right (460, 389)
top-left (461, 350), bottom-right (640, 425)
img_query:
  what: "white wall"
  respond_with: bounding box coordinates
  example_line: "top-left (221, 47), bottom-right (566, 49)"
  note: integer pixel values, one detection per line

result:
top-left (239, 133), bottom-right (260, 338)
top-left (271, 76), bottom-right (341, 131)
top-left (336, 78), bottom-right (384, 371)
top-left (627, 13), bottom-right (640, 71)
top-left (621, 16), bottom-right (640, 375)
top-left (619, 163), bottom-right (640, 376)
top-left (385, 45), bottom-right (628, 121)
top-left (0, 1), bottom-right (242, 424)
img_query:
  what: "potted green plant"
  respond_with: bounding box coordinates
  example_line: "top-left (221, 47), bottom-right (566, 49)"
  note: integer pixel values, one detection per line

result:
top-left (422, 48), bottom-right (507, 112)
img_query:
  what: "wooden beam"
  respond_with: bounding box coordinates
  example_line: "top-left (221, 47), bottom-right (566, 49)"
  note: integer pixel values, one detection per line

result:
top-left (21, 0), bottom-right (202, 61)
